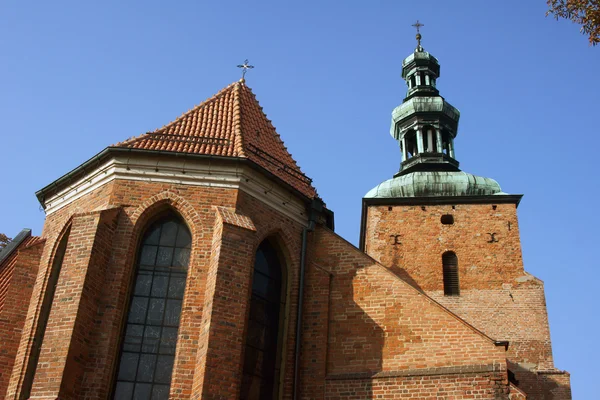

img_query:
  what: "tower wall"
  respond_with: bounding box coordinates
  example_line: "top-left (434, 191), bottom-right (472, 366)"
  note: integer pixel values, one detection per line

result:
top-left (363, 201), bottom-right (571, 398)
top-left (364, 202), bottom-right (525, 291)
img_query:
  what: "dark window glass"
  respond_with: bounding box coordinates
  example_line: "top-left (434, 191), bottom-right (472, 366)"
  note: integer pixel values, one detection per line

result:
top-left (442, 131), bottom-right (451, 155)
top-left (240, 241), bottom-right (286, 400)
top-left (441, 214), bottom-right (454, 225)
top-left (443, 251), bottom-right (460, 296)
top-left (405, 130), bottom-right (417, 158)
top-left (114, 214), bottom-right (191, 400)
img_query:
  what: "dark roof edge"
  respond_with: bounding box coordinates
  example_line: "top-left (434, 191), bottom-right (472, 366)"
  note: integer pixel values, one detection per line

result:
top-left (0, 229), bottom-right (32, 266)
top-left (35, 147), bottom-right (319, 209)
top-left (362, 194), bottom-right (524, 207)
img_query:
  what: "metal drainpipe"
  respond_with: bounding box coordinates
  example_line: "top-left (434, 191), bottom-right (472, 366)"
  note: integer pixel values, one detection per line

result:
top-left (292, 201), bottom-right (318, 400)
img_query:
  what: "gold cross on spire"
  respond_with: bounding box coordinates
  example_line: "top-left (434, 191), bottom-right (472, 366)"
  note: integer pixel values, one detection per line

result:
top-left (237, 59), bottom-right (254, 81)
top-left (411, 20), bottom-right (424, 49)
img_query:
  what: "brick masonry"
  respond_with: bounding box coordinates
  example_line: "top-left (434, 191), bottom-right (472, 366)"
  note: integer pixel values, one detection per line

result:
top-left (363, 201), bottom-right (571, 398)
top-left (0, 237), bottom-right (45, 397)
top-left (302, 225), bottom-right (511, 399)
top-left (0, 167), bottom-right (569, 399)
top-left (2, 177), bottom-right (308, 399)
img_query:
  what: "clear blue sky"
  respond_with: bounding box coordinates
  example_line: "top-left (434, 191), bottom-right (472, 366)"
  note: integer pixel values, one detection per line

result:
top-left (1, 1), bottom-right (597, 396)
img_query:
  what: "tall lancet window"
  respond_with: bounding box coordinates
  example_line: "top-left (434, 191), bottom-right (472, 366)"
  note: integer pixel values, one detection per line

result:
top-left (442, 251), bottom-right (460, 296)
top-left (240, 240), bottom-right (287, 400)
top-left (114, 213), bottom-right (191, 400)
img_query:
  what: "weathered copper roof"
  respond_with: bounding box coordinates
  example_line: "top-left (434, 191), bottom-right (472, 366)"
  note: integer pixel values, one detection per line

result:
top-left (365, 171), bottom-right (503, 198)
top-left (114, 80), bottom-right (316, 199)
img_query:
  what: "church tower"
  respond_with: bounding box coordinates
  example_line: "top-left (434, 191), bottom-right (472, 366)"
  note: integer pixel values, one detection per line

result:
top-left (360, 28), bottom-right (571, 399)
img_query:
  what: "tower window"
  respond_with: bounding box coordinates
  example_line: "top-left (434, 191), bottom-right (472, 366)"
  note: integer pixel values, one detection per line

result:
top-left (442, 131), bottom-right (451, 155)
top-left (440, 215), bottom-right (454, 225)
top-left (114, 212), bottom-right (191, 400)
top-left (405, 130), bottom-right (418, 157)
top-left (241, 240), bottom-right (287, 400)
top-left (442, 251), bottom-right (459, 296)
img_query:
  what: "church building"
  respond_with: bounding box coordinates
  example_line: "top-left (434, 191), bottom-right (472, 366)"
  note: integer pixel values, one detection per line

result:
top-left (0, 32), bottom-right (570, 399)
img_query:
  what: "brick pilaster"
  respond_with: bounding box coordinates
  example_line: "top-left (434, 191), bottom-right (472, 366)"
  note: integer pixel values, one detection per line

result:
top-left (192, 209), bottom-right (256, 399)
top-left (27, 209), bottom-right (118, 399)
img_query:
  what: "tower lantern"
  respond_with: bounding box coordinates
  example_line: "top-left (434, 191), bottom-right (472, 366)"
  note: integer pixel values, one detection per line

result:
top-left (392, 24), bottom-right (461, 177)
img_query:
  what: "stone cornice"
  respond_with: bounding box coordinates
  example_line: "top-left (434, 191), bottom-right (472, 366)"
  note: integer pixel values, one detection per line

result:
top-left (42, 152), bottom-right (309, 226)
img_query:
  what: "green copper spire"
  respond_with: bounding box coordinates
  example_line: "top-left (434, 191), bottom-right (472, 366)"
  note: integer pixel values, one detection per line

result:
top-left (365, 25), bottom-right (505, 199)
top-left (391, 22), bottom-right (461, 176)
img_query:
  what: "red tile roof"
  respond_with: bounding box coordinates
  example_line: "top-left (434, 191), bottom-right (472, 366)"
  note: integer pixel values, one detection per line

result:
top-left (113, 80), bottom-right (316, 199)
top-left (0, 236), bottom-right (43, 313)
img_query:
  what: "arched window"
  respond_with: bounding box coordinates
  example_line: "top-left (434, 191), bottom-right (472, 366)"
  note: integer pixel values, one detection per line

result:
top-left (113, 213), bottom-right (191, 400)
top-left (22, 226), bottom-right (71, 399)
top-left (240, 240), bottom-right (287, 400)
top-left (442, 251), bottom-right (459, 296)
top-left (405, 130), bottom-right (418, 158)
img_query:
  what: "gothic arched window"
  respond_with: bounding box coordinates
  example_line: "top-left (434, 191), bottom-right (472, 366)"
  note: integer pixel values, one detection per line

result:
top-left (114, 213), bottom-right (191, 400)
top-left (442, 251), bottom-right (459, 296)
top-left (240, 240), bottom-right (287, 400)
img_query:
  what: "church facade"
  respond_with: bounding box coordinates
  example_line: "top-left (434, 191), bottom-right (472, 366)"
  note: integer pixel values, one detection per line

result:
top-left (0, 38), bottom-right (570, 399)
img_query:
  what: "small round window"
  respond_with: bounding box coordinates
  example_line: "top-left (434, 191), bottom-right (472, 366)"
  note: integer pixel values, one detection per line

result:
top-left (441, 214), bottom-right (454, 225)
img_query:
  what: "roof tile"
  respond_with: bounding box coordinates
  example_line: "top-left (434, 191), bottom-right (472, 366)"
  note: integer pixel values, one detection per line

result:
top-left (113, 81), bottom-right (316, 198)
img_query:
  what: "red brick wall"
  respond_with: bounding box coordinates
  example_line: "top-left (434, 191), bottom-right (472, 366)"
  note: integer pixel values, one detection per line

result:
top-left (325, 369), bottom-right (508, 399)
top-left (192, 211), bottom-right (256, 399)
top-left (0, 238), bottom-right (44, 398)
top-left (363, 202), bottom-right (570, 399)
top-left (31, 209), bottom-right (120, 399)
top-left (5, 177), bottom-right (308, 399)
top-left (302, 226), bottom-right (512, 399)
top-left (364, 203), bottom-right (525, 291)
top-left (6, 183), bottom-right (117, 399)
top-left (6, 171), bottom-right (569, 399)
top-left (5, 181), bottom-right (239, 399)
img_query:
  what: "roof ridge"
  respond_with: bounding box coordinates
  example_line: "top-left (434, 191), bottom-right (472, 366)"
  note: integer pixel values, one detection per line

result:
top-left (116, 81), bottom-right (240, 148)
top-left (231, 81), bottom-right (246, 157)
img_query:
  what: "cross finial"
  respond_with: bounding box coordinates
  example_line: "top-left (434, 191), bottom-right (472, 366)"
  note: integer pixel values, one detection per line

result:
top-left (237, 59), bottom-right (254, 81)
top-left (411, 20), bottom-right (424, 49)
top-left (412, 20), bottom-right (424, 34)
